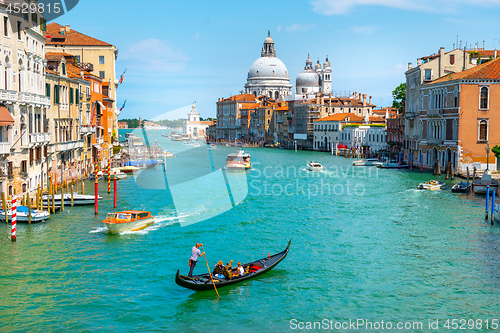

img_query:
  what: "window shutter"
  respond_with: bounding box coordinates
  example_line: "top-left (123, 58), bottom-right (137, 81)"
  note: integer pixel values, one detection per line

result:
top-left (55, 85), bottom-right (59, 104)
top-left (70, 87), bottom-right (74, 104)
top-left (76, 89), bottom-right (79, 104)
top-left (46, 83), bottom-right (50, 97)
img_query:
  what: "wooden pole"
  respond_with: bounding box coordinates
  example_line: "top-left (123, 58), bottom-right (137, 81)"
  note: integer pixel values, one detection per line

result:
top-left (201, 245), bottom-right (219, 298)
top-left (81, 176), bottom-right (85, 195)
top-left (11, 195), bottom-right (17, 242)
top-left (52, 179), bottom-right (55, 214)
top-left (107, 158), bottom-right (111, 194)
top-left (27, 192), bottom-right (31, 224)
top-left (71, 185), bottom-right (74, 206)
top-left (2, 192), bottom-right (7, 223)
top-left (61, 185), bottom-right (64, 212)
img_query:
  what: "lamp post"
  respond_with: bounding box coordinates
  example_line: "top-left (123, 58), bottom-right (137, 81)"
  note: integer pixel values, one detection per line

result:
top-left (486, 142), bottom-right (490, 172)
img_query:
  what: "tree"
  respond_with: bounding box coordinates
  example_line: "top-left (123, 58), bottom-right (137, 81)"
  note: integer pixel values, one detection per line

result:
top-left (392, 83), bottom-right (406, 112)
top-left (492, 145), bottom-right (500, 159)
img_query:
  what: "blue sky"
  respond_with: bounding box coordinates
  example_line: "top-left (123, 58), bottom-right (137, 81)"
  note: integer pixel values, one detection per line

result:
top-left (58, 0), bottom-right (500, 120)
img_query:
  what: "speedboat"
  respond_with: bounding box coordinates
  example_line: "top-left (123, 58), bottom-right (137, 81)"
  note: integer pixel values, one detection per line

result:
top-left (193, 142), bottom-right (200, 147)
top-left (307, 162), bottom-right (323, 171)
top-left (451, 181), bottom-right (472, 193)
top-left (353, 158), bottom-right (379, 166)
top-left (42, 193), bottom-right (103, 206)
top-left (103, 210), bottom-right (155, 234)
top-left (165, 151), bottom-right (174, 157)
top-left (119, 166), bottom-right (140, 174)
top-left (102, 168), bottom-right (127, 180)
top-left (208, 144), bottom-right (217, 150)
top-left (377, 162), bottom-right (410, 169)
top-left (225, 150), bottom-right (251, 171)
top-left (0, 206), bottom-right (49, 223)
top-left (418, 180), bottom-right (445, 191)
top-left (473, 171), bottom-right (499, 194)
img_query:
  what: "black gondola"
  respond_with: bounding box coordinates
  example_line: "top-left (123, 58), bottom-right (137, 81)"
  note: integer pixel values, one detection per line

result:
top-left (451, 181), bottom-right (472, 193)
top-left (175, 240), bottom-right (291, 291)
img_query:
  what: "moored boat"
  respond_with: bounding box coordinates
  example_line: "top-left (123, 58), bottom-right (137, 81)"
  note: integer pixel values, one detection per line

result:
top-left (418, 180), bottom-right (445, 191)
top-left (307, 162), bottom-right (323, 171)
top-left (353, 158), bottom-right (379, 166)
top-left (171, 134), bottom-right (182, 141)
top-left (494, 208), bottom-right (500, 223)
top-left (175, 240), bottom-right (291, 291)
top-left (473, 171), bottom-right (499, 194)
top-left (377, 162), bottom-right (410, 169)
top-left (0, 206), bottom-right (49, 223)
top-left (193, 142), bottom-right (200, 147)
top-left (102, 168), bottom-right (127, 180)
top-left (451, 181), bottom-right (472, 193)
top-left (42, 193), bottom-right (102, 206)
top-left (119, 165), bottom-right (140, 174)
top-left (225, 150), bottom-right (251, 171)
top-left (103, 210), bottom-right (155, 234)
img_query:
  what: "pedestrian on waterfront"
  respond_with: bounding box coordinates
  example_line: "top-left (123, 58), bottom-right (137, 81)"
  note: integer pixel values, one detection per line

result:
top-left (188, 243), bottom-right (205, 278)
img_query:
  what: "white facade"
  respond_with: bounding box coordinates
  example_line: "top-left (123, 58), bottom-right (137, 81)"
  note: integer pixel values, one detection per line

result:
top-left (244, 34), bottom-right (292, 101)
top-left (185, 103), bottom-right (210, 138)
top-left (313, 121), bottom-right (386, 152)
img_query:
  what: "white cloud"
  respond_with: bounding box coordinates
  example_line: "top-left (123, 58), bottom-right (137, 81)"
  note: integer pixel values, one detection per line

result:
top-left (311, 0), bottom-right (500, 15)
top-left (285, 23), bottom-right (315, 33)
top-left (351, 25), bottom-right (377, 34)
top-left (122, 39), bottom-right (189, 74)
top-left (277, 25), bottom-right (282, 33)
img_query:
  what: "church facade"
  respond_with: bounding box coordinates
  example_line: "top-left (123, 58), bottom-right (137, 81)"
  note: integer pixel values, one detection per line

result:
top-left (185, 103), bottom-right (211, 139)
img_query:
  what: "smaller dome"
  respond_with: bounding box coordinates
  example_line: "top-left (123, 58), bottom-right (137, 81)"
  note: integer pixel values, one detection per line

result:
top-left (323, 56), bottom-right (330, 68)
top-left (315, 59), bottom-right (322, 70)
top-left (264, 36), bottom-right (274, 44)
top-left (296, 69), bottom-right (319, 87)
top-left (305, 54), bottom-right (312, 67)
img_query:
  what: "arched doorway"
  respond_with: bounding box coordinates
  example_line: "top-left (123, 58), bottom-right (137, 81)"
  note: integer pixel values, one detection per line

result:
top-left (433, 147), bottom-right (438, 165)
top-left (324, 137), bottom-right (328, 152)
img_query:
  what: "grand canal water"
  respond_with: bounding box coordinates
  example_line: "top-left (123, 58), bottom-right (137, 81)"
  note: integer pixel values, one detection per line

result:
top-left (1, 129), bottom-right (500, 332)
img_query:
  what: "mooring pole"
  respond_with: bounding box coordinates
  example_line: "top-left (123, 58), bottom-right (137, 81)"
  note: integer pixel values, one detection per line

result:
top-left (486, 182), bottom-right (490, 220)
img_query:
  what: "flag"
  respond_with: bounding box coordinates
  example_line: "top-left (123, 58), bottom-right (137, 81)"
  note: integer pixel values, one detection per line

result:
top-left (118, 68), bottom-right (127, 85)
top-left (119, 100), bottom-right (127, 112)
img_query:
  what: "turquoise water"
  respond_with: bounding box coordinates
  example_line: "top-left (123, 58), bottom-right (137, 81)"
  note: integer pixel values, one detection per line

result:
top-left (1, 129), bottom-right (500, 332)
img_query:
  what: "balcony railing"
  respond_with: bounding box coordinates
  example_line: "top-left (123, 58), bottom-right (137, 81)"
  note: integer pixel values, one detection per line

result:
top-left (29, 132), bottom-right (50, 144)
top-left (0, 90), bottom-right (18, 103)
top-left (0, 141), bottom-right (11, 154)
top-left (55, 140), bottom-right (84, 152)
top-left (427, 138), bottom-right (441, 145)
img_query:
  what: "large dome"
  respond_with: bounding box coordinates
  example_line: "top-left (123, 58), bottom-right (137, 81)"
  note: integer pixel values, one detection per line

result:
top-left (247, 57), bottom-right (289, 79)
top-left (296, 69), bottom-right (319, 87)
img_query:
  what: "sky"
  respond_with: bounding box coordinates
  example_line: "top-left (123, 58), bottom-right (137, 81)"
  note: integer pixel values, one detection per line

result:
top-left (57, 0), bottom-right (500, 120)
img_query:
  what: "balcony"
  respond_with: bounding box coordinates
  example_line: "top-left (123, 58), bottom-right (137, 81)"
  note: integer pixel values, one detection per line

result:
top-left (29, 132), bottom-right (50, 145)
top-left (0, 90), bottom-right (18, 104)
top-left (97, 137), bottom-right (104, 145)
top-left (0, 141), bottom-right (11, 154)
top-left (405, 112), bottom-right (416, 119)
top-left (18, 92), bottom-right (51, 106)
top-left (55, 140), bottom-right (84, 152)
top-left (427, 138), bottom-right (441, 145)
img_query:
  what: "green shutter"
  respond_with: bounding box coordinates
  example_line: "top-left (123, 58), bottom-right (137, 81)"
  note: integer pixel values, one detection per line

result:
top-left (54, 85), bottom-right (59, 104)
top-left (70, 87), bottom-right (74, 104)
top-left (46, 83), bottom-right (50, 97)
top-left (76, 89), bottom-right (79, 104)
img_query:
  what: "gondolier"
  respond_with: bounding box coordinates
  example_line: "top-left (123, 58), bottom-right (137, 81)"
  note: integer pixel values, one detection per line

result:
top-left (188, 243), bottom-right (205, 277)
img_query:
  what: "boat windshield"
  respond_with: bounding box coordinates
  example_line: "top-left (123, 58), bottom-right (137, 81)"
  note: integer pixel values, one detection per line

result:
top-left (109, 213), bottom-right (132, 220)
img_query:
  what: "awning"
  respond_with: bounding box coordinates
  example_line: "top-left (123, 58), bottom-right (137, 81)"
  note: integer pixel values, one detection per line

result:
top-left (0, 105), bottom-right (14, 126)
top-left (97, 126), bottom-right (104, 129)
top-left (97, 101), bottom-right (106, 110)
top-left (93, 144), bottom-right (102, 151)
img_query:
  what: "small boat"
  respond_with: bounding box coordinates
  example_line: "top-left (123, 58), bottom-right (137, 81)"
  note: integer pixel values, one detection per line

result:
top-left (119, 166), bottom-right (140, 174)
top-left (175, 240), bottom-right (291, 291)
top-left (42, 193), bottom-right (102, 206)
top-left (307, 162), bottom-right (323, 171)
top-left (124, 160), bottom-right (158, 168)
top-left (165, 151), bottom-right (174, 158)
top-left (377, 162), bottom-right (410, 169)
top-left (353, 158), bottom-right (379, 166)
top-left (208, 144), bottom-right (216, 150)
top-left (0, 206), bottom-right (49, 223)
top-left (181, 134), bottom-right (191, 141)
top-left (171, 134), bottom-right (182, 141)
top-left (103, 210), bottom-right (155, 234)
top-left (162, 133), bottom-right (169, 137)
top-left (183, 141), bottom-right (191, 145)
top-left (418, 180), bottom-right (445, 191)
top-left (102, 168), bottom-right (127, 180)
top-left (225, 150), bottom-right (251, 171)
top-left (193, 142), bottom-right (200, 147)
top-left (494, 208), bottom-right (500, 223)
top-left (473, 171), bottom-right (500, 194)
top-left (451, 181), bottom-right (472, 193)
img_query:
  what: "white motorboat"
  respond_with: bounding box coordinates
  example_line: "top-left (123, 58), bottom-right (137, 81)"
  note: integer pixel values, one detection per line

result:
top-left (0, 206), bottom-right (49, 223)
top-left (208, 144), bottom-right (217, 150)
top-left (42, 193), bottom-right (102, 206)
top-left (353, 158), bottom-right (380, 166)
top-left (119, 165), bottom-right (140, 174)
top-left (307, 162), bottom-right (323, 171)
top-left (165, 151), bottom-right (174, 157)
top-left (418, 180), bottom-right (445, 191)
top-left (225, 150), bottom-right (251, 171)
top-left (193, 142), bottom-right (200, 147)
top-left (103, 210), bottom-right (155, 234)
top-left (171, 134), bottom-right (182, 141)
top-left (473, 171), bottom-right (500, 194)
top-left (102, 168), bottom-right (127, 180)
top-left (377, 162), bottom-right (410, 169)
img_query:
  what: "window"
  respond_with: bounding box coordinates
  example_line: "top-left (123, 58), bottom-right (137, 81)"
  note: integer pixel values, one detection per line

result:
top-left (76, 88), bottom-right (79, 104)
top-left (31, 13), bottom-right (37, 24)
top-left (23, 13), bottom-right (28, 21)
top-left (454, 88), bottom-right (458, 107)
top-left (70, 87), bottom-right (74, 104)
top-left (4, 17), bottom-right (8, 37)
top-left (480, 87), bottom-right (488, 109)
top-left (21, 160), bottom-right (27, 173)
top-left (62, 63), bottom-right (66, 75)
top-left (99, 56), bottom-right (105, 64)
top-left (46, 83), bottom-right (50, 97)
top-left (450, 54), bottom-right (455, 65)
top-left (424, 69), bottom-right (432, 81)
top-left (54, 85), bottom-right (60, 104)
top-left (40, 18), bottom-right (46, 31)
top-left (479, 120), bottom-right (488, 142)
top-left (17, 21), bottom-right (21, 40)
top-left (99, 71), bottom-right (105, 79)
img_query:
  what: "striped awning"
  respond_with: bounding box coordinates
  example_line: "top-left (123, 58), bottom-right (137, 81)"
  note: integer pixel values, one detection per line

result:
top-left (0, 105), bottom-right (14, 126)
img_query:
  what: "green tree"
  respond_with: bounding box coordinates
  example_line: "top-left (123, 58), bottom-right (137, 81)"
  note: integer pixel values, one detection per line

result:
top-left (492, 145), bottom-right (500, 159)
top-left (392, 83), bottom-right (406, 112)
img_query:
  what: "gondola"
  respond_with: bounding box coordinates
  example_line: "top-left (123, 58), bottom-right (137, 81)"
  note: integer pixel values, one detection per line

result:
top-left (175, 240), bottom-right (291, 291)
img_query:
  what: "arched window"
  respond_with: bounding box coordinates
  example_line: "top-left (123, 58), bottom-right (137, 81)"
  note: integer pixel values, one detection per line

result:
top-left (454, 87), bottom-right (458, 107)
top-left (275, 91), bottom-right (279, 100)
top-left (479, 120), bottom-right (488, 142)
top-left (480, 87), bottom-right (488, 109)
top-left (253, 91), bottom-right (257, 97)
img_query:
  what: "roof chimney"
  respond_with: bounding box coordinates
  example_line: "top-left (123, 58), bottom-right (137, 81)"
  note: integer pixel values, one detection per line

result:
top-left (65, 25), bottom-right (70, 33)
top-left (408, 62), bottom-right (412, 70)
top-left (439, 47), bottom-right (445, 78)
top-left (495, 50), bottom-right (498, 58)
top-left (59, 27), bottom-right (65, 34)
top-left (417, 58), bottom-right (422, 66)
top-left (369, 96), bottom-right (372, 104)
top-left (358, 93), bottom-right (361, 100)
top-left (362, 94), bottom-right (367, 106)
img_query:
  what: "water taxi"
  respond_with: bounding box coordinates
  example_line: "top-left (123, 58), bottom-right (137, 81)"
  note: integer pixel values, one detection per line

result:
top-left (171, 134), bottom-right (182, 141)
top-left (473, 171), bottom-right (499, 194)
top-left (225, 150), bottom-right (251, 171)
top-left (103, 210), bottom-right (155, 234)
top-left (353, 158), bottom-right (379, 166)
top-left (307, 162), bottom-right (323, 171)
top-left (193, 142), bottom-right (200, 147)
top-left (418, 180), bottom-right (445, 191)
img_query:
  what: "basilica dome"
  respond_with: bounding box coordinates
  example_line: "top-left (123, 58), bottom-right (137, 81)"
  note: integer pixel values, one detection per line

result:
top-left (247, 57), bottom-right (289, 79)
top-left (296, 69), bottom-right (319, 87)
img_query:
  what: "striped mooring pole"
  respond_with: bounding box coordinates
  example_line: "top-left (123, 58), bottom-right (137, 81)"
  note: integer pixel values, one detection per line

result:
top-left (11, 195), bottom-right (17, 242)
top-left (107, 159), bottom-right (111, 194)
top-left (95, 159), bottom-right (99, 215)
top-left (113, 170), bottom-right (117, 209)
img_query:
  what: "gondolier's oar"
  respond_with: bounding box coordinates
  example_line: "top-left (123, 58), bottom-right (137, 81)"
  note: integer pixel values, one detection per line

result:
top-left (201, 245), bottom-right (219, 298)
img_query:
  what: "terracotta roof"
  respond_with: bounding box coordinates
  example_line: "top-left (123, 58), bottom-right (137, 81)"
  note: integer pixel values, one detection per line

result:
top-left (45, 69), bottom-right (59, 75)
top-left (240, 103), bottom-right (261, 110)
top-left (369, 116), bottom-right (386, 123)
top-left (45, 23), bottom-right (113, 47)
top-left (467, 50), bottom-right (498, 58)
top-left (315, 113), bottom-right (363, 122)
top-left (430, 57), bottom-right (500, 84)
top-left (218, 94), bottom-right (257, 103)
top-left (45, 52), bottom-right (74, 61)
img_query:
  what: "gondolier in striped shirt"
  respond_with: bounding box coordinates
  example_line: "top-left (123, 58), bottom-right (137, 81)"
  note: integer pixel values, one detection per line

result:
top-left (188, 243), bottom-right (205, 277)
